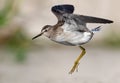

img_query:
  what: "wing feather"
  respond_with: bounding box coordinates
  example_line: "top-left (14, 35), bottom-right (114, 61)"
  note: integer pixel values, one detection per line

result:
top-left (74, 15), bottom-right (113, 24)
top-left (51, 4), bottom-right (74, 20)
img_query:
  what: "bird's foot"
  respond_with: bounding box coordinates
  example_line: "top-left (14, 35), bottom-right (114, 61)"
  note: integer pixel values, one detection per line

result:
top-left (69, 61), bottom-right (79, 74)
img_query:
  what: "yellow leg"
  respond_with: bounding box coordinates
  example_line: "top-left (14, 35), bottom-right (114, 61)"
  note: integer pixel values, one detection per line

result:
top-left (69, 46), bottom-right (86, 74)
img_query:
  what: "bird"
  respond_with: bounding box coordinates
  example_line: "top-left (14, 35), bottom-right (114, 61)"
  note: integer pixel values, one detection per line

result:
top-left (32, 4), bottom-right (113, 74)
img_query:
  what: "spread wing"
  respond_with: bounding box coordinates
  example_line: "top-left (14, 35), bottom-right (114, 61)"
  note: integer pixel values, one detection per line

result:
top-left (51, 4), bottom-right (74, 21)
top-left (51, 4), bottom-right (113, 32)
top-left (61, 14), bottom-right (113, 32)
top-left (72, 14), bottom-right (113, 24)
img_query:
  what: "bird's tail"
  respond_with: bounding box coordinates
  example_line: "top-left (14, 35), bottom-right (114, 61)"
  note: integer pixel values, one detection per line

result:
top-left (91, 26), bottom-right (101, 33)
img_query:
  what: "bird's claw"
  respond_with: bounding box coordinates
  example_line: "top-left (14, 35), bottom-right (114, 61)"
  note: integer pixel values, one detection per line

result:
top-left (69, 61), bottom-right (79, 74)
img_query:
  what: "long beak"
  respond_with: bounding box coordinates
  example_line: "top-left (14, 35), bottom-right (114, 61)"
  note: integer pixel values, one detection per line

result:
top-left (32, 32), bottom-right (43, 40)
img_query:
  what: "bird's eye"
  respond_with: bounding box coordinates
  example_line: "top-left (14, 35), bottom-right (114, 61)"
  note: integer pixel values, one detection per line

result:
top-left (44, 30), bottom-right (47, 32)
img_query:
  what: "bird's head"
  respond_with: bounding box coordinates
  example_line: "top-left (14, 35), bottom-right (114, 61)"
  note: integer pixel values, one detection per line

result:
top-left (32, 25), bottom-right (52, 40)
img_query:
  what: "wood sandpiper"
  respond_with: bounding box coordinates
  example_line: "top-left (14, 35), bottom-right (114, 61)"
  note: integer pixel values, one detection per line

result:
top-left (32, 4), bottom-right (113, 74)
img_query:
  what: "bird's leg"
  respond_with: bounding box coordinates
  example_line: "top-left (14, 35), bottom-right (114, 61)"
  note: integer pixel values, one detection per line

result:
top-left (69, 46), bottom-right (86, 74)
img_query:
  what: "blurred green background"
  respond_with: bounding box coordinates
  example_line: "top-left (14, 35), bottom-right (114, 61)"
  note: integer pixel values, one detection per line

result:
top-left (0, 0), bottom-right (120, 83)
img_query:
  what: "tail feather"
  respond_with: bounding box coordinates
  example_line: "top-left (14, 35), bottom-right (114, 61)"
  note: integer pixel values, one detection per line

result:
top-left (91, 26), bottom-right (101, 32)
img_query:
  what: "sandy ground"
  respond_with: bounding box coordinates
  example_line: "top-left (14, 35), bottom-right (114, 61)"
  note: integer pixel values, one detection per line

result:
top-left (0, 46), bottom-right (120, 83)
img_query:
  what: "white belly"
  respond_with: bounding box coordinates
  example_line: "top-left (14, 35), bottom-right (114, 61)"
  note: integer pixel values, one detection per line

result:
top-left (69, 32), bottom-right (93, 45)
top-left (52, 31), bottom-right (93, 46)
